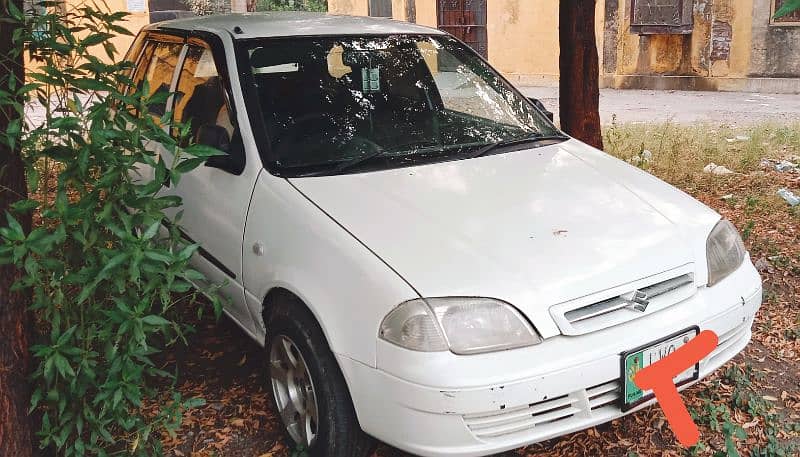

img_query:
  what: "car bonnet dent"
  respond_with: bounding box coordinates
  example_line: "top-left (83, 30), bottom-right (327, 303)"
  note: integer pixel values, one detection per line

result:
top-left (289, 140), bottom-right (706, 338)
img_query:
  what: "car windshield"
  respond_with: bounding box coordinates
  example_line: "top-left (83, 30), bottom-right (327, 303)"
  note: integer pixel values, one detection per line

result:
top-left (240, 35), bottom-right (561, 176)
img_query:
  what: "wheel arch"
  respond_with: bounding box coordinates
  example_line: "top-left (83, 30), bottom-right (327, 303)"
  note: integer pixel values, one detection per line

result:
top-left (260, 286), bottom-right (369, 427)
top-left (261, 286), bottom-right (326, 345)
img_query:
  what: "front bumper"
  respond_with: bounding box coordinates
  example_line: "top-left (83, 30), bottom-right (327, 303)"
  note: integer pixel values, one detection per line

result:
top-left (337, 261), bottom-right (762, 457)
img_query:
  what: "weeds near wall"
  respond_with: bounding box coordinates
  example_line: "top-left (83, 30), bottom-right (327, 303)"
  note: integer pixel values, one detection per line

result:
top-left (0, 2), bottom-right (222, 455)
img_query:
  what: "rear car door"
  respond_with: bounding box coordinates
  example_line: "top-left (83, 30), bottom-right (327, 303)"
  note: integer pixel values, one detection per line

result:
top-left (131, 33), bottom-right (262, 337)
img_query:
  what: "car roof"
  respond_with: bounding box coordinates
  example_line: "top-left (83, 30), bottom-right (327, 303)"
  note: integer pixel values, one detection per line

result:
top-left (147, 12), bottom-right (446, 40)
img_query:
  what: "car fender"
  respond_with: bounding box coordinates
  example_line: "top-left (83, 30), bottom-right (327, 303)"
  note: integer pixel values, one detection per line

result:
top-left (242, 171), bottom-right (420, 367)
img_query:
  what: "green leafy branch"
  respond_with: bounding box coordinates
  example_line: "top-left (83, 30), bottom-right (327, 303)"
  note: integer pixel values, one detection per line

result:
top-left (0, 1), bottom-right (224, 456)
top-left (774, 0), bottom-right (800, 19)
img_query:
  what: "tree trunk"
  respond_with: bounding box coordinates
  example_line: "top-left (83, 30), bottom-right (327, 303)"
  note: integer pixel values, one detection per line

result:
top-left (559, 0), bottom-right (603, 150)
top-left (405, 0), bottom-right (416, 23)
top-left (0, 1), bottom-right (34, 456)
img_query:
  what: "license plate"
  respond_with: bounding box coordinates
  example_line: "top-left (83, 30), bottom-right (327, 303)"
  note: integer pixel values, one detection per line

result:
top-left (620, 326), bottom-right (700, 411)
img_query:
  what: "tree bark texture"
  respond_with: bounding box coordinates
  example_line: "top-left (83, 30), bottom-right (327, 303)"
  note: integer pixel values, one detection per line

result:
top-left (0, 0), bottom-right (34, 456)
top-left (559, 0), bottom-right (604, 150)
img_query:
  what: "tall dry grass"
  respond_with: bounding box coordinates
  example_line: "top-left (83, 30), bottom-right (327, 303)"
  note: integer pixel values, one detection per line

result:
top-left (603, 120), bottom-right (800, 187)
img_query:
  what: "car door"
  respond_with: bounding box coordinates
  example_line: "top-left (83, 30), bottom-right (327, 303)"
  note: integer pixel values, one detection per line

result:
top-left (134, 34), bottom-right (263, 338)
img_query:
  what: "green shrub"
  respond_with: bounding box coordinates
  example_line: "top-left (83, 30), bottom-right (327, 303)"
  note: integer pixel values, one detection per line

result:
top-left (0, 2), bottom-right (221, 456)
top-left (256, 0), bottom-right (328, 12)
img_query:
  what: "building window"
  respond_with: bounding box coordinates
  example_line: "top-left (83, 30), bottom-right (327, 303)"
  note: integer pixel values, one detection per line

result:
top-left (369, 0), bottom-right (392, 17)
top-left (772, 0), bottom-right (800, 25)
top-left (630, 0), bottom-right (693, 35)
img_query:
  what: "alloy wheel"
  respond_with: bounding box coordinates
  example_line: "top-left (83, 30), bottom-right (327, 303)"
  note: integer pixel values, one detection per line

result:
top-left (269, 334), bottom-right (320, 447)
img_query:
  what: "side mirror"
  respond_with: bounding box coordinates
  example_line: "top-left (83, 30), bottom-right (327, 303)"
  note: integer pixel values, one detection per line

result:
top-left (528, 97), bottom-right (554, 122)
top-left (195, 124), bottom-right (244, 175)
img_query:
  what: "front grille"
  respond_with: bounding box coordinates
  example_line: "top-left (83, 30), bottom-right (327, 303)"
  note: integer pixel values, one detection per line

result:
top-left (565, 274), bottom-right (693, 324)
top-left (552, 270), bottom-right (696, 335)
top-left (463, 380), bottom-right (620, 440)
top-left (587, 379), bottom-right (620, 409)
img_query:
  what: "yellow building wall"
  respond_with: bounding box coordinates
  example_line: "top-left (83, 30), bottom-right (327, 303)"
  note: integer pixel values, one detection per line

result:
top-left (24, 0), bottom-right (148, 70)
top-left (487, 0), bottom-right (560, 85)
top-left (112, 0), bottom-right (151, 59)
top-left (328, 0), bottom-right (800, 91)
top-left (486, 0), bottom-right (605, 86)
top-left (329, 0), bottom-right (369, 16)
top-left (329, 0), bottom-right (604, 87)
top-left (611, 0), bottom-right (754, 79)
top-left (415, 0), bottom-right (437, 26)
top-left (32, 0), bottom-right (790, 92)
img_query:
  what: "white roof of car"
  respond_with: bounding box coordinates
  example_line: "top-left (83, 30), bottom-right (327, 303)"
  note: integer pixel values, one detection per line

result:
top-left (150, 12), bottom-right (445, 40)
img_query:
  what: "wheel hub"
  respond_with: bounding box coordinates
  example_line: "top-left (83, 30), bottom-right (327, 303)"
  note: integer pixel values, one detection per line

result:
top-left (269, 334), bottom-right (319, 447)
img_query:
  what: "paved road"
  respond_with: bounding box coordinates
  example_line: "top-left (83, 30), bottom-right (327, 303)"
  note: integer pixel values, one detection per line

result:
top-left (519, 86), bottom-right (800, 126)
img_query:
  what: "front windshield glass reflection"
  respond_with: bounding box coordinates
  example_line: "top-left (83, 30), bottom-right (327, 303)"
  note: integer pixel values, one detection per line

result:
top-left (241, 35), bottom-right (560, 176)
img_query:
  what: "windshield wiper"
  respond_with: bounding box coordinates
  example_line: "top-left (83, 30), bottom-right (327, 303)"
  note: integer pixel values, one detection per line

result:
top-left (330, 147), bottom-right (389, 174)
top-left (467, 134), bottom-right (569, 160)
top-left (330, 140), bottom-right (444, 174)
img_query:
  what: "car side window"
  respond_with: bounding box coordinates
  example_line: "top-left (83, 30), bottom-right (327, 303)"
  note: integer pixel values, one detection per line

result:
top-left (120, 32), bottom-right (147, 93)
top-left (138, 41), bottom-right (183, 124)
top-left (127, 40), bottom-right (156, 113)
top-left (173, 45), bottom-right (235, 150)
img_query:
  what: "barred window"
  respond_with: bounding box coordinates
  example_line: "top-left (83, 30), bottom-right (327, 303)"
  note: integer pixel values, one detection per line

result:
top-left (369, 0), bottom-right (392, 18)
top-left (772, 0), bottom-right (800, 24)
top-left (630, 0), bottom-right (693, 35)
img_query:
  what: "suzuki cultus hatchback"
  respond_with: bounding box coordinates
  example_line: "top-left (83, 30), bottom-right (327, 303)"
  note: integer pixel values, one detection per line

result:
top-left (126, 13), bottom-right (762, 457)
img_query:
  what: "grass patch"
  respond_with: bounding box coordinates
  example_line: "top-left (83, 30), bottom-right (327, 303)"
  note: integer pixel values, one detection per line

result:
top-left (603, 119), bottom-right (800, 187)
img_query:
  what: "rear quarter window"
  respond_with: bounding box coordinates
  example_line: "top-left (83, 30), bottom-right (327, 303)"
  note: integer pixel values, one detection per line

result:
top-left (129, 40), bottom-right (184, 124)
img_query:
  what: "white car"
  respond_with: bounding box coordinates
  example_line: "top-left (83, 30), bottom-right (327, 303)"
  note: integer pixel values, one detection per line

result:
top-left (126, 13), bottom-right (762, 457)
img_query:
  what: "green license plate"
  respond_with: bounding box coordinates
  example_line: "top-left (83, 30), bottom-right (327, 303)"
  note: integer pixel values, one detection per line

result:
top-left (620, 326), bottom-right (700, 411)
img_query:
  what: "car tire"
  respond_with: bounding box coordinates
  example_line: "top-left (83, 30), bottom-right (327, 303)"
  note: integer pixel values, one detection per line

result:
top-left (265, 297), bottom-right (375, 457)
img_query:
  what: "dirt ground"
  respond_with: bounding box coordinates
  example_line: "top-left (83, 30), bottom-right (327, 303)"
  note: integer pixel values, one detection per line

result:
top-left (519, 87), bottom-right (800, 126)
top-left (148, 121), bottom-right (800, 457)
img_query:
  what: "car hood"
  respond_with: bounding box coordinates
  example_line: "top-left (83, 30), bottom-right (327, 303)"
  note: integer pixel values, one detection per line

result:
top-left (288, 139), bottom-right (719, 337)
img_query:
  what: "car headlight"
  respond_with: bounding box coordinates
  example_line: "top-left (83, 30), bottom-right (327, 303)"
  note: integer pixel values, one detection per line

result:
top-left (706, 219), bottom-right (746, 287)
top-left (379, 297), bottom-right (541, 355)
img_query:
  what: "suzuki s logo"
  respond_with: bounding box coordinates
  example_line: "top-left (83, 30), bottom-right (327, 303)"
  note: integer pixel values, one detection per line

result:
top-left (628, 290), bottom-right (650, 312)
